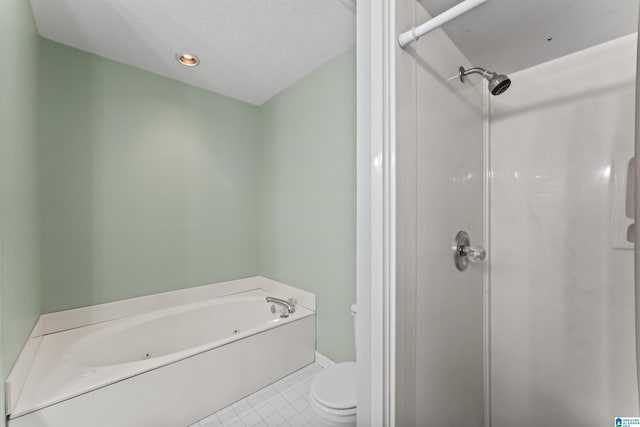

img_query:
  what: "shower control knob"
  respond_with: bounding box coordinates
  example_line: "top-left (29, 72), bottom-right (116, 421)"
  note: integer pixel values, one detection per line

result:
top-left (453, 230), bottom-right (486, 271)
top-left (463, 245), bottom-right (486, 262)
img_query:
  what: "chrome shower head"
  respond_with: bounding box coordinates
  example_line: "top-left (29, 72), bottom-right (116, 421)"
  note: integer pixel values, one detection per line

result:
top-left (459, 66), bottom-right (511, 96)
top-left (487, 73), bottom-right (511, 95)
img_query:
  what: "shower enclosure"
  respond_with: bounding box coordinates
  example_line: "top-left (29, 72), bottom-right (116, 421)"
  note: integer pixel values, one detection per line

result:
top-left (356, 1), bottom-right (640, 426)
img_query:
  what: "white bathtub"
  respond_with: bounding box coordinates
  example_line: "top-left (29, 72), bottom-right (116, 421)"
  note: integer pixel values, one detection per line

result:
top-left (7, 279), bottom-right (316, 427)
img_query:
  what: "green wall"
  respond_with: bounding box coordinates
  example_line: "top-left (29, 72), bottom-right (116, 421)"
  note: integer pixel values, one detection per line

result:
top-left (0, 0), bottom-right (43, 424)
top-left (259, 48), bottom-right (356, 362)
top-left (37, 41), bottom-right (356, 361)
top-left (0, 27), bottom-right (355, 414)
top-left (38, 40), bottom-right (261, 312)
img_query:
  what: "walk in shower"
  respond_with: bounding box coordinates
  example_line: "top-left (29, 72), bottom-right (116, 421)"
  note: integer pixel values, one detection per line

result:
top-left (387, 0), bottom-right (640, 425)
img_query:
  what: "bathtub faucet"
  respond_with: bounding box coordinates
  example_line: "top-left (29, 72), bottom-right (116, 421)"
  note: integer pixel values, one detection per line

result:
top-left (266, 297), bottom-right (296, 317)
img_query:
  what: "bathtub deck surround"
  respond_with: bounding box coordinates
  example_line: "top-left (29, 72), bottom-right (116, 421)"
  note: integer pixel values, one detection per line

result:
top-left (6, 277), bottom-right (316, 427)
top-left (38, 276), bottom-right (315, 335)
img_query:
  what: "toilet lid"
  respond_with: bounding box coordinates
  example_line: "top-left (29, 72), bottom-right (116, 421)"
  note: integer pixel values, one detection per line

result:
top-left (310, 362), bottom-right (357, 410)
top-left (310, 392), bottom-right (357, 417)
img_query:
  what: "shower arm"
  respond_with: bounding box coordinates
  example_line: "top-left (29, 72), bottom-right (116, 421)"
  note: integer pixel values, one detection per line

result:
top-left (459, 67), bottom-right (495, 82)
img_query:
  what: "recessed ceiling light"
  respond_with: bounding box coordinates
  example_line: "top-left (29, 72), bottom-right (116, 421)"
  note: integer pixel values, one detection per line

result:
top-left (176, 53), bottom-right (199, 67)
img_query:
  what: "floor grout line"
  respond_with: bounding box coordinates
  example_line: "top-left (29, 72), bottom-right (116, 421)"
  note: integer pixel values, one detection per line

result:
top-left (193, 363), bottom-right (328, 427)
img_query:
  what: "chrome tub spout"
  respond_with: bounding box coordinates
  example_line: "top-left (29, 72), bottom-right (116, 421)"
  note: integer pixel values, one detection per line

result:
top-left (266, 297), bottom-right (296, 315)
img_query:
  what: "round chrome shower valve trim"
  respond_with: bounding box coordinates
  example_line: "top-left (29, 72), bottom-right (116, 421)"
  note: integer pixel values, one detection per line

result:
top-left (453, 230), bottom-right (486, 271)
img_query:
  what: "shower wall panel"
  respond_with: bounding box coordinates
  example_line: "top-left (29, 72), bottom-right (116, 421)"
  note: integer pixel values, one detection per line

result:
top-left (490, 34), bottom-right (639, 426)
top-left (395, 2), bottom-right (486, 425)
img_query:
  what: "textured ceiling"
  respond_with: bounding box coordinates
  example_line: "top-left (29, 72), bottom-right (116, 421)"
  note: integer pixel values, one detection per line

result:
top-left (418, 0), bottom-right (638, 74)
top-left (31, 0), bottom-right (638, 104)
top-left (30, 0), bottom-right (356, 105)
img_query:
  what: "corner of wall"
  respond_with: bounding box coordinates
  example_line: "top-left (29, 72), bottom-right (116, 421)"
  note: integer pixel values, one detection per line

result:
top-left (257, 48), bottom-right (357, 362)
top-left (0, 0), bottom-right (44, 425)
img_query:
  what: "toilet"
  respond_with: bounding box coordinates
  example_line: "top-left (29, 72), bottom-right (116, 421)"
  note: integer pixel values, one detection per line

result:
top-left (309, 304), bottom-right (357, 425)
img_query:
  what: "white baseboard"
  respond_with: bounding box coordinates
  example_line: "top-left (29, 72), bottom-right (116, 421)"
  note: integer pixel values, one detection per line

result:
top-left (315, 351), bottom-right (336, 368)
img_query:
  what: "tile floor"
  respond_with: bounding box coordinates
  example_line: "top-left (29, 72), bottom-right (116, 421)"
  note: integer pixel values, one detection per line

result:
top-left (190, 363), bottom-right (333, 427)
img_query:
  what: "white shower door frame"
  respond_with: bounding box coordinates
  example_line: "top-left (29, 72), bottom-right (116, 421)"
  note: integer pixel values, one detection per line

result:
top-left (356, 0), bottom-right (396, 426)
